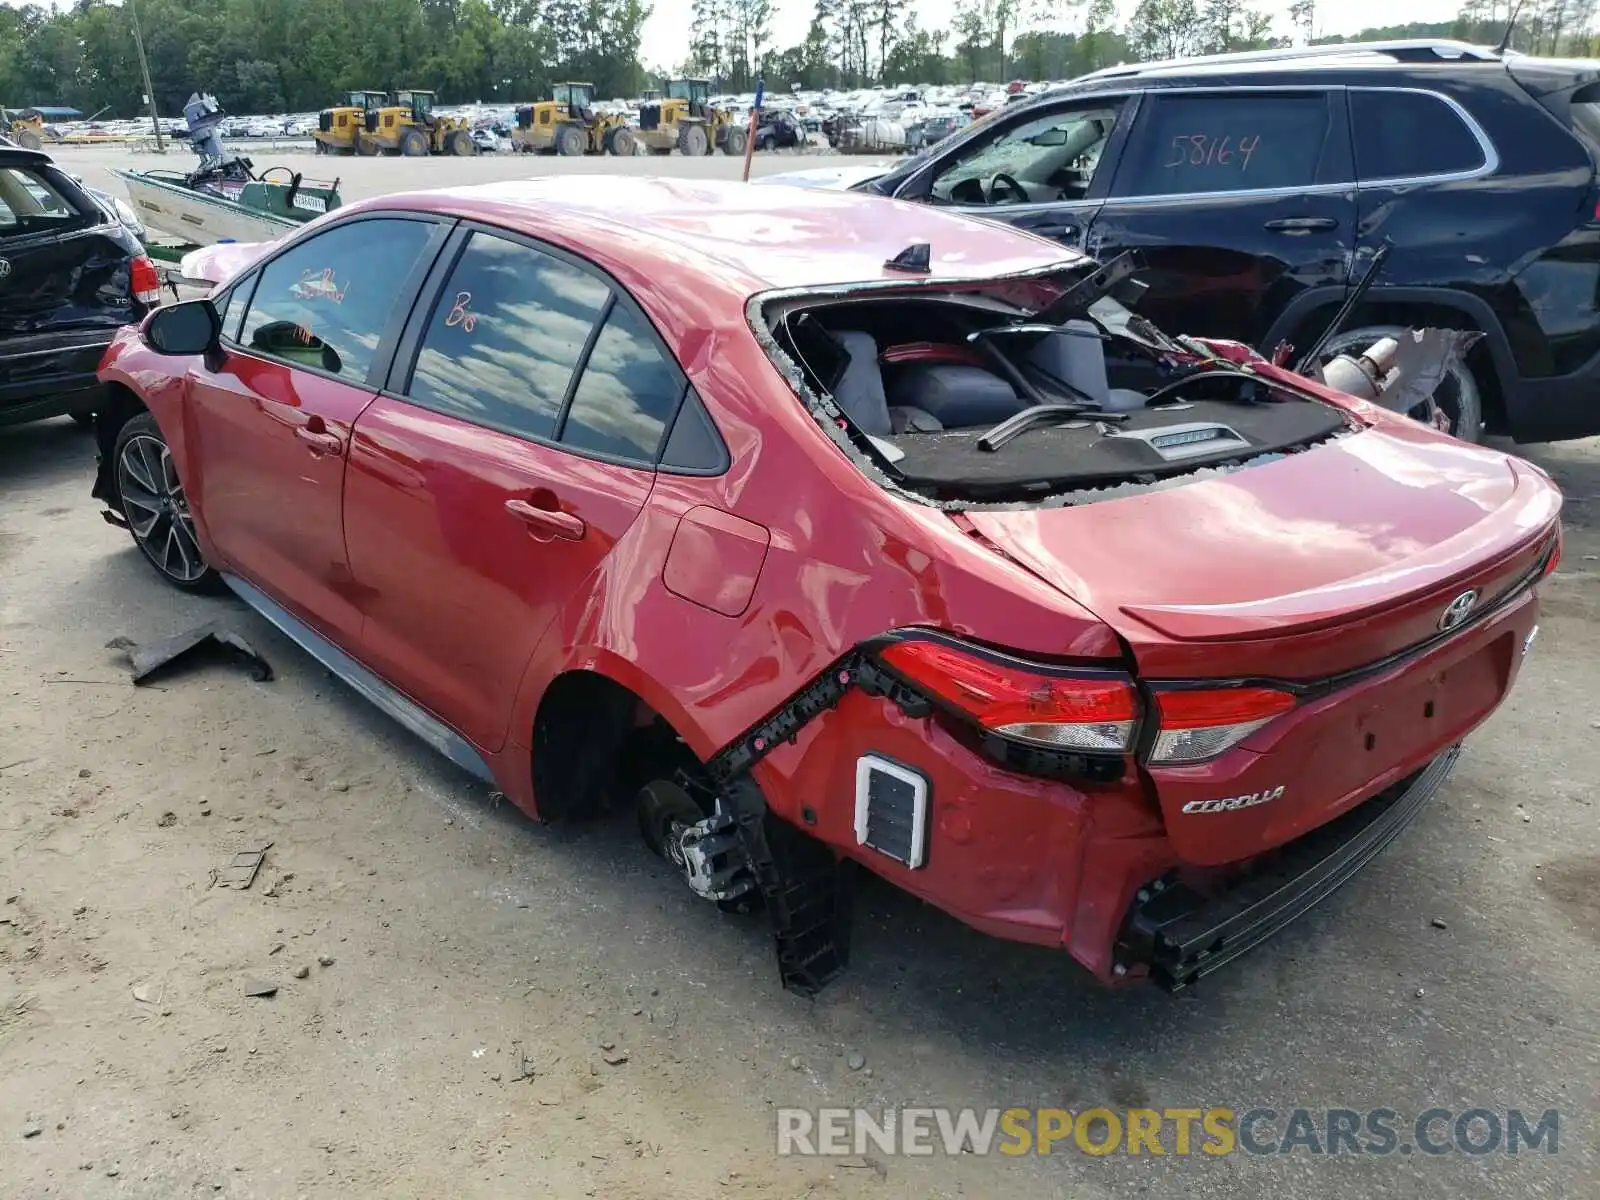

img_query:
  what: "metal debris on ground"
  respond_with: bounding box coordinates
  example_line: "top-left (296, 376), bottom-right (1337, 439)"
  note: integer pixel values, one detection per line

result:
top-left (243, 980), bottom-right (278, 998)
top-left (110, 623), bottom-right (274, 686)
top-left (602, 1049), bottom-right (630, 1066)
top-left (214, 843), bottom-right (273, 890)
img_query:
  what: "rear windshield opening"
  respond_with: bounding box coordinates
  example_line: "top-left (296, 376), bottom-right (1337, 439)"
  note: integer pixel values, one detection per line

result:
top-left (762, 286), bottom-right (1352, 506)
top-left (0, 165), bottom-right (95, 242)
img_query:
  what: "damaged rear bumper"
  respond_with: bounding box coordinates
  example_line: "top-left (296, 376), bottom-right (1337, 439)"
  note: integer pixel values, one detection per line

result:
top-left (1117, 745), bottom-right (1461, 992)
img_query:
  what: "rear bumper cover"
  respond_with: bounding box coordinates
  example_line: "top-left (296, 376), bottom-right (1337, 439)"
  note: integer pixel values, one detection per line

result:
top-left (1, 332), bottom-right (116, 426)
top-left (1117, 745), bottom-right (1461, 991)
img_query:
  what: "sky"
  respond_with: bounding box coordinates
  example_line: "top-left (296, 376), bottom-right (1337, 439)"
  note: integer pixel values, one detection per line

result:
top-left (638, 0), bottom-right (1468, 72)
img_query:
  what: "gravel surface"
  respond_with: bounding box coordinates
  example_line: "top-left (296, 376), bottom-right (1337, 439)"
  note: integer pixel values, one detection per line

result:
top-left (1, 145), bottom-right (1597, 1199)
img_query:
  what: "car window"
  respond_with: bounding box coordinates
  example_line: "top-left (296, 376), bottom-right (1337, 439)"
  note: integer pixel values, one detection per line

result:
top-left (1350, 90), bottom-right (1486, 181)
top-left (1114, 93), bottom-right (1333, 198)
top-left (0, 166), bottom-right (90, 240)
top-left (928, 103), bottom-right (1123, 206)
top-left (238, 218), bottom-right (434, 382)
top-left (215, 282), bottom-right (247, 343)
top-left (406, 231), bottom-right (610, 440)
top-left (560, 302), bottom-right (683, 461)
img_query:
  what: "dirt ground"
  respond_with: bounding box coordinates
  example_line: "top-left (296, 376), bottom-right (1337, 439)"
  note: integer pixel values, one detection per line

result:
top-left (1, 148), bottom-right (1598, 1199)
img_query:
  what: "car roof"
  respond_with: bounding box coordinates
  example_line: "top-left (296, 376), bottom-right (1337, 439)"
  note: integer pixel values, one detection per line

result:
top-left (0, 145), bottom-right (53, 168)
top-left (353, 176), bottom-right (1085, 299)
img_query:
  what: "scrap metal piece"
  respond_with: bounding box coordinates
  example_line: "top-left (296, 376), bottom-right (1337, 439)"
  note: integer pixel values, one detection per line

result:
top-left (1316, 329), bottom-right (1482, 424)
top-left (120, 621), bottom-right (274, 686)
top-left (1370, 329), bottom-right (1483, 417)
top-left (216, 843), bottom-right (273, 890)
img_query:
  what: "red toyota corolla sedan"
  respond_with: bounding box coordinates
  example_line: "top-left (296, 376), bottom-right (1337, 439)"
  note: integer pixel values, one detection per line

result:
top-left (92, 177), bottom-right (1562, 995)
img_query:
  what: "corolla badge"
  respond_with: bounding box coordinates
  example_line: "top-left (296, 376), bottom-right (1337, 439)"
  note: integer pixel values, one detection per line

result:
top-left (0, 257), bottom-right (11, 279)
top-left (1182, 786), bottom-right (1285, 815)
top-left (1438, 589), bottom-right (1480, 632)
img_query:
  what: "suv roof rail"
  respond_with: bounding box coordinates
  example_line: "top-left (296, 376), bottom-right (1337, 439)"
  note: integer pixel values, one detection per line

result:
top-left (1079, 39), bottom-right (1504, 82)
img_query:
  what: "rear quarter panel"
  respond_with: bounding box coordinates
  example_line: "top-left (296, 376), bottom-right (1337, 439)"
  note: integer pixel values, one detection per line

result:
top-left (501, 316), bottom-right (1123, 822)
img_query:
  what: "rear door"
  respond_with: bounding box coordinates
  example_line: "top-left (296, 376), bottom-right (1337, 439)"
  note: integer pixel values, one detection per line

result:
top-left (1088, 86), bottom-right (1356, 346)
top-left (890, 94), bottom-right (1136, 251)
top-left (183, 214), bottom-right (447, 644)
top-left (343, 225), bottom-right (696, 751)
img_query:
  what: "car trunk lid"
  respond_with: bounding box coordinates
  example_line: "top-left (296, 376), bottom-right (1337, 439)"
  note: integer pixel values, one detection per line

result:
top-left (963, 422), bottom-right (1561, 863)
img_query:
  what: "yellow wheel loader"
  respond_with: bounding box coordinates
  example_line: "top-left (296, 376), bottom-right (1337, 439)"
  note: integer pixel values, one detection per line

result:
top-left (634, 79), bottom-right (746, 156)
top-left (313, 90), bottom-right (388, 156)
top-left (370, 90), bottom-right (477, 157)
top-left (511, 83), bottom-right (630, 156)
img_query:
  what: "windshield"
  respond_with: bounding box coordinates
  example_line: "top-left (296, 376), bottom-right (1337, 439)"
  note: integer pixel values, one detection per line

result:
top-left (667, 81), bottom-right (695, 100)
top-left (930, 105), bottom-right (1119, 205)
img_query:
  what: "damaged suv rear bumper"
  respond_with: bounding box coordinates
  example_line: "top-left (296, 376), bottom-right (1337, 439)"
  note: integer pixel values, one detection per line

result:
top-left (1117, 745), bottom-right (1461, 992)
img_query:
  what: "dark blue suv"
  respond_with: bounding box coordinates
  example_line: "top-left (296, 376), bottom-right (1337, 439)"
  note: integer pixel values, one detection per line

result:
top-left (827, 40), bottom-right (1600, 443)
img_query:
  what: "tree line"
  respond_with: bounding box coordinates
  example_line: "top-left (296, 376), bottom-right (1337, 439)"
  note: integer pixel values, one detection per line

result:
top-left (0, 0), bottom-right (648, 117)
top-left (2, 0), bottom-right (1598, 120)
top-left (689, 0), bottom-right (1600, 94)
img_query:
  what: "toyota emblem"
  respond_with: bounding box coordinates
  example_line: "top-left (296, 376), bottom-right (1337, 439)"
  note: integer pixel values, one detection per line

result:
top-left (0, 258), bottom-right (11, 279)
top-left (1438, 589), bottom-right (1480, 632)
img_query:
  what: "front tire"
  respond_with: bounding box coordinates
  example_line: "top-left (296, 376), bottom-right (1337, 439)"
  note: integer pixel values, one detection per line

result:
top-left (449, 128), bottom-right (477, 155)
top-left (556, 123), bottom-right (587, 156)
top-left (677, 122), bottom-right (709, 156)
top-left (113, 412), bottom-right (218, 591)
top-left (609, 126), bottom-right (636, 156)
top-left (1315, 324), bottom-right (1484, 442)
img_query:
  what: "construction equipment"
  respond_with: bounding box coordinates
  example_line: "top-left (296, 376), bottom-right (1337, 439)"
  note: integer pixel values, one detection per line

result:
top-left (511, 83), bottom-right (630, 156)
top-left (635, 79), bottom-right (747, 157)
top-left (313, 90), bottom-right (388, 156)
top-left (369, 89), bottom-right (477, 156)
top-left (3, 106), bottom-right (79, 150)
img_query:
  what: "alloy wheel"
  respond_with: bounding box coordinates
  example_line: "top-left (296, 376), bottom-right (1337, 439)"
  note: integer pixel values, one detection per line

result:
top-left (117, 434), bottom-right (209, 583)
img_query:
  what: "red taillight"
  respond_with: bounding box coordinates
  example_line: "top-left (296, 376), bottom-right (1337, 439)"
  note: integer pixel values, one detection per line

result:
top-left (1542, 526), bottom-right (1563, 577)
top-left (1148, 686), bottom-right (1297, 765)
top-left (130, 255), bottom-right (162, 305)
top-left (877, 637), bottom-right (1139, 753)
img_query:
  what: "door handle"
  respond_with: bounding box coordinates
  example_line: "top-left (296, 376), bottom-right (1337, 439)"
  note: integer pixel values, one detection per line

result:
top-left (1264, 217), bottom-right (1338, 233)
top-left (294, 426), bottom-right (343, 455)
top-left (1027, 223), bottom-right (1081, 242)
top-left (505, 497), bottom-right (585, 541)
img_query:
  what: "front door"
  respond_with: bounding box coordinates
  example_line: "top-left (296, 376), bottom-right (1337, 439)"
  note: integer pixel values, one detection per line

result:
top-left (344, 228), bottom-right (688, 751)
top-left (894, 95), bottom-right (1136, 253)
top-left (1088, 87), bottom-right (1357, 348)
top-left (184, 215), bottom-right (444, 642)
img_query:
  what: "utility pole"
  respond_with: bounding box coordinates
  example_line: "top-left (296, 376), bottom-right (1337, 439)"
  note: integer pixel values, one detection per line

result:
top-left (128, 0), bottom-right (165, 151)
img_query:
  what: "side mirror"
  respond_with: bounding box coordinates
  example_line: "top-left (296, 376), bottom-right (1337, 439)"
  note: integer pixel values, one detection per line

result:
top-left (144, 298), bottom-right (220, 356)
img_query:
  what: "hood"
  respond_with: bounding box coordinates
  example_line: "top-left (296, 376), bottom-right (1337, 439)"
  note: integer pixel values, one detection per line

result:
top-left (751, 165), bottom-right (889, 191)
top-left (179, 238), bottom-right (280, 286)
top-left (964, 419), bottom-right (1563, 682)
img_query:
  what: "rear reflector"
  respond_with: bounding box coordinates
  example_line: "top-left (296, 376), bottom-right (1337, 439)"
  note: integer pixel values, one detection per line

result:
top-left (854, 754), bottom-right (929, 868)
top-left (130, 255), bottom-right (162, 305)
top-left (877, 637), bottom-right (1139, 753)
top-left (1148, 686), bottom-right (1297, 765)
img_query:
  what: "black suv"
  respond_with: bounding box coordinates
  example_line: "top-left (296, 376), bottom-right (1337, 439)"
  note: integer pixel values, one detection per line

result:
top-left (0, 142), bottom-right (159, 429)
top-left (850, 40), bottom-right (1600, 443)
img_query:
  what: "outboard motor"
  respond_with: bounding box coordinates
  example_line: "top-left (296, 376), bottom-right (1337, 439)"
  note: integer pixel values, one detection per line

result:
top-left (182, 91), bottom-right (251, 187)
top-left (183, 92), bottom-right (228, 168)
